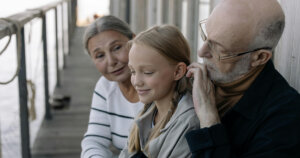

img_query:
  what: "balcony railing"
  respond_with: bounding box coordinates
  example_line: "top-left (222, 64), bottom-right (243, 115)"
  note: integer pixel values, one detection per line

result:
top-left (0, 0), bottom-right (77, 157)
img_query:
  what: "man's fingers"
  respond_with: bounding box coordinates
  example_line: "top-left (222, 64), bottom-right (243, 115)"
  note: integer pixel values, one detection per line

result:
top-left (186, 66), bottom-right (206, 81)
top-left (186, 68), bottom-right (194, 78)
top-left (187, 62), bottom-right (202, 70)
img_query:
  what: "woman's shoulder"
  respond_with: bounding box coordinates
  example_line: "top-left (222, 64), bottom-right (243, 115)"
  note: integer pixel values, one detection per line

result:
top-left (95, 76), bottom-right (118, 93)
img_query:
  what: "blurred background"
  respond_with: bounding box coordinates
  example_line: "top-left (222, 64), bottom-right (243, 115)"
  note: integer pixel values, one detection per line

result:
top-left (0, 0), bottom-right (299, 158)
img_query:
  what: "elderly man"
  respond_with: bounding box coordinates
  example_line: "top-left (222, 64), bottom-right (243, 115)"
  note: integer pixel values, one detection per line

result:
top-left (185, 0), bottom-right (300, 157)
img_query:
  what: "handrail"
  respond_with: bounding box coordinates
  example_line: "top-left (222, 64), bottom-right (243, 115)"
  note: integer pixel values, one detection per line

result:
top-left (0, 0), bottom-right (77, 158)
top-left (0, 0), bottom-right (69, 39)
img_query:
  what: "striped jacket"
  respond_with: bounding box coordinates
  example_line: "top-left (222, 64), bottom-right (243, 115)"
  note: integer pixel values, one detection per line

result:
top-left (81, 77), bottom-right (143, 158)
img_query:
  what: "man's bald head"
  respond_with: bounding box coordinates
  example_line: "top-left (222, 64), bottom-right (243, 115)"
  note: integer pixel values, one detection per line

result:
top-left (207, 0), bottom-right (285, 52)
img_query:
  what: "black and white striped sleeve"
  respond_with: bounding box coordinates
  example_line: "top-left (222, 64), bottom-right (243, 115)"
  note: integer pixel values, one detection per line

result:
top-left (81, 87), bottom-right (113, 158)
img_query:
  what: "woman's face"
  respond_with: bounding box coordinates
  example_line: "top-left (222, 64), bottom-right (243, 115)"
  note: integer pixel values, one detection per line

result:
top-left (87, 30), bottom-right (131, 82)
top-left (128, 44), bottom-right (177, 105)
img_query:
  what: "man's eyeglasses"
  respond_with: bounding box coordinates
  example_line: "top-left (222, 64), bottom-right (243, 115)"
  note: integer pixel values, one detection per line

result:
top-left (199, 19), bottom-right (272, 61)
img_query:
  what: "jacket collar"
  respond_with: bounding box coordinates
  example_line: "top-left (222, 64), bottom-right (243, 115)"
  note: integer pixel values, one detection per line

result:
top-left (228, 60), bottom-right (277, 120)
top-left (135, 92), bottom-right (194, 148)
top-left (161, 92), bottom-right (194, 132)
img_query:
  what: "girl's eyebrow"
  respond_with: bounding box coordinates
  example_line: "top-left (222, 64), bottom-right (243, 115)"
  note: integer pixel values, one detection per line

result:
top-left (128, 64), bottom-right (154, 69)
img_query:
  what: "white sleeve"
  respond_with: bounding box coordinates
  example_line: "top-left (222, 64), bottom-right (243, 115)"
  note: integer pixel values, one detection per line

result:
top-left (81, 78), bottom-right (115, 158)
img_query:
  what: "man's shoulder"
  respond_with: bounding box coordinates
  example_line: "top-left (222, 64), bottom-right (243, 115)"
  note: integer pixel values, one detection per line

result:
top-left (262, 70), bottom-right (300, 111)
top-left (248, 61), bottom-right (300, 113)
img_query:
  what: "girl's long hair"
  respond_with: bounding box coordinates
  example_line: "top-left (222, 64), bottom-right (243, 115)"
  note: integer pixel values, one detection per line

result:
top-left (127, 25), bottom-right (191, 155)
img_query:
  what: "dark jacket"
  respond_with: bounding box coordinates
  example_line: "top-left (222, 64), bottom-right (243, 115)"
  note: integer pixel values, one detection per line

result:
top-left (185, 61), bottom-right (300, 158)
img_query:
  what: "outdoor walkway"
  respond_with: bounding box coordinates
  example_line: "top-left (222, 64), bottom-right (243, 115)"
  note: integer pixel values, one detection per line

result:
top-left (31, 27), bottom-right (100, 158)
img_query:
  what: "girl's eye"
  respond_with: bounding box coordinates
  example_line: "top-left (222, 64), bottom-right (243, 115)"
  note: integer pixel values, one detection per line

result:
top-left (144, 72), bottom-right (153, 75)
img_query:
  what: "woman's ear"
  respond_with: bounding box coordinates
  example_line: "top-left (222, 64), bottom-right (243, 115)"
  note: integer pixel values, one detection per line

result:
top-left (251, 50), bottom-right (272, 67)
top-left (174, 62), bottom-right (187, 81)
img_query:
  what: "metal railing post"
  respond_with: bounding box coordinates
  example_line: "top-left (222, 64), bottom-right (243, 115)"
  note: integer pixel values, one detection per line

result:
top-left (61, 3), bottom-right (66, 68)
top-left (126, 0), bottom-right (130, 24)
top-left (67, 1), bottom-right (72, 54)
top-left (42, 14), bottom-right (52, 120)
top-left (55, 7), bottom-right (61, 87)
top-left (18, 27), bottom-right (31, 158)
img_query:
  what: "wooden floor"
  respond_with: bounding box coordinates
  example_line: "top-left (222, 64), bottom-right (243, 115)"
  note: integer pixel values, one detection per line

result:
top-left (31, 27), bottom-right (100, 158)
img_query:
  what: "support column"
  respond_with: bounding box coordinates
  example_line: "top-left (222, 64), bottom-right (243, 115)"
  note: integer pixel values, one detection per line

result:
top-left (126, 0), bottom-right (130, 24)
top-left (18, 27), bottom-right (31, 158)
top-left (42, 15), bottom-right (52, 120)
top-left (186, 0), bottom-right (199, 61)
top-left (110, 0), bottom-right (128, 22)
top-left (119, 0), bottom-right (127, 22)
top-left (168, 0), bottom-right (182, 29)
top-left (110, 0), bottom-right (118, 17)
top-left (130, 0), bottom-right (147, 33)
top-left (157, 0), bottom-right (169, 24)
top-left (0, 123), bottom-right (1, 158)
top-left (147, 0), bottom-right (157, 27)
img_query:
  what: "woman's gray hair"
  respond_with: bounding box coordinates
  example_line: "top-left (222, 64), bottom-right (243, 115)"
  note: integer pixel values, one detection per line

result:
top-left (83, 15), bottom-right (134, 54)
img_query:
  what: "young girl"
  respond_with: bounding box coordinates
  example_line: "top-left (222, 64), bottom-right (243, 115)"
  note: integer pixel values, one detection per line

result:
top-left (119, 25), bottom-right (200, 158)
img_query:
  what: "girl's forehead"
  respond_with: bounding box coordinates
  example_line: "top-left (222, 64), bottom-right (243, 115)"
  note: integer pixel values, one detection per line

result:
top-left (129, 44), bottom-right (174, 67)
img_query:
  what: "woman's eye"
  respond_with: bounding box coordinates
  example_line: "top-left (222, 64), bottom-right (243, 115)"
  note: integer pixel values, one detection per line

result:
top-left (112, 45), bottom-right (122, 51)
top-left (130, 70), bottom-right (136, 75)
top-left (96, 54), bottom-right (104, 58)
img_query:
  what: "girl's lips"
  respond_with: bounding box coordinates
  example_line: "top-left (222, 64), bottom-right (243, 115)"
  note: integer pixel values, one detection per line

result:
top-left (137, 89), bottom-right (150, 95)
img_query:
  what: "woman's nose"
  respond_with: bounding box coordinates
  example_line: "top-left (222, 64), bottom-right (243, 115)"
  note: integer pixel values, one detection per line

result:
top-left (107, 54), bottom-right (118, 66)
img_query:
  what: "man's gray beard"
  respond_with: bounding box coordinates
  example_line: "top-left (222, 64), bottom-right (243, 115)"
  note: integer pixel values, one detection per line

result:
top-left (204, 54), bottom-right (252, 83)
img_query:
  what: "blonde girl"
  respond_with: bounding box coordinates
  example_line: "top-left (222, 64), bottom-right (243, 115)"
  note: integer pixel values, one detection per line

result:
top-left (119, 25), bottom-right (200, 158)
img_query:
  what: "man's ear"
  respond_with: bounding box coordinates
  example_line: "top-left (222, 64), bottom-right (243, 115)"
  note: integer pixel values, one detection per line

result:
top-left (251, 50), bottom-right (272, 67)
top-left (174, 62), bottom-right (187, 81)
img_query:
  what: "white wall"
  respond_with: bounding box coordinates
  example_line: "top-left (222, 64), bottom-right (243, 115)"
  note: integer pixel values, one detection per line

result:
top-left (109, 0), bottom-right (300, 92)
top-left (274, 0), bottom-right (300, 92)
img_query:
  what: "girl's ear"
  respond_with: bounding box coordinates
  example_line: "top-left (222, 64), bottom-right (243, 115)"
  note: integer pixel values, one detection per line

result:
top-left (174, 62), bottom-right (187, 81)
top-left (251, 49), bottom-right (272, 67)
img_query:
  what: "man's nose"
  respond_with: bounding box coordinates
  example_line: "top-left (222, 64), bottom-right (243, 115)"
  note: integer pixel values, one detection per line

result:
top-left (198, 42), bottom-right (213, 59)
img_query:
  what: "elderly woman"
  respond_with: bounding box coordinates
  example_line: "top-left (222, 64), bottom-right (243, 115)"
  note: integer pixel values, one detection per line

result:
top-left (81, 15), bottom-right (143, 158)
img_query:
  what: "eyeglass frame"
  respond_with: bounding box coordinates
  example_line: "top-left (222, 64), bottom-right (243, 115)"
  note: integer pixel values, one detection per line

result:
top-left (198, 19), bottom-right (272, 61)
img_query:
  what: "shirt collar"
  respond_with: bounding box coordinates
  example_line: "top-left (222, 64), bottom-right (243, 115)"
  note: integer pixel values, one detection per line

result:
top-left (135, 93), bottom-right (194, 141)
top-left (161, 92), bottom-right (194, 132)
top-left (229, 60), bottom-right (276, 120)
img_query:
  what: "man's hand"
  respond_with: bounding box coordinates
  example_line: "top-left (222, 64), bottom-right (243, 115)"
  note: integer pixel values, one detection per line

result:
top-left (187, 62), bottom-right (221, 128)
